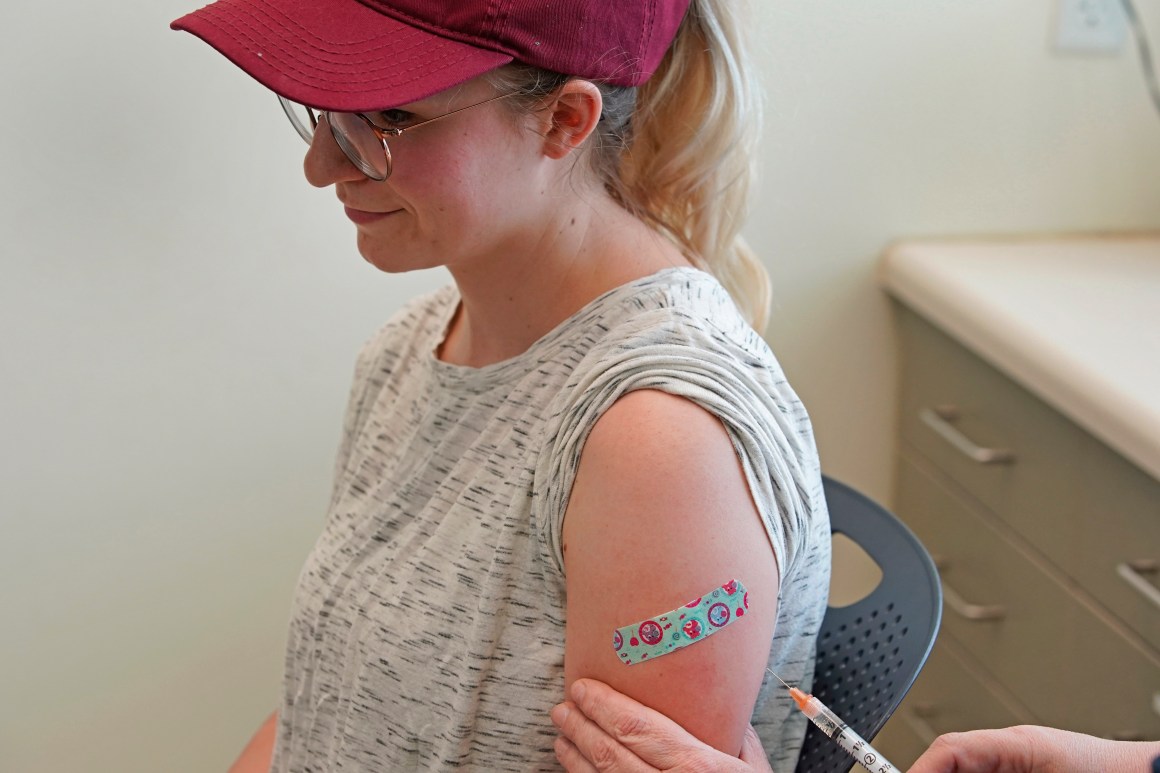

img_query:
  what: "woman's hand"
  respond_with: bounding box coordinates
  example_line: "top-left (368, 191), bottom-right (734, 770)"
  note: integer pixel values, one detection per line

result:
top-left (550, 678), bottom-right (774, 772)
top-left (550, 682), bottom-right (1160, 773)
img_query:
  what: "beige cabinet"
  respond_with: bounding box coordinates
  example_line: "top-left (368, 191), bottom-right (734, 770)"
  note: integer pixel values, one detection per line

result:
top-left (875, 305), bottom-right (1160, 769)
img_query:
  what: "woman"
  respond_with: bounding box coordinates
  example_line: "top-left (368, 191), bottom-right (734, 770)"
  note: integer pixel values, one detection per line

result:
top-left (171, 1), bottom-right (831, 770)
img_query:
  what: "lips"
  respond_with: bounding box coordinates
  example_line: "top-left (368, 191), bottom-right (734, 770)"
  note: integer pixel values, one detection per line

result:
top-left (343, 205), bottom-right (398, 225)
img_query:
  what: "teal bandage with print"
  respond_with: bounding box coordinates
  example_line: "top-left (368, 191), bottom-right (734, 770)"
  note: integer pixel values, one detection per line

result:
top-left (613, 579), bottom-right (749, 665)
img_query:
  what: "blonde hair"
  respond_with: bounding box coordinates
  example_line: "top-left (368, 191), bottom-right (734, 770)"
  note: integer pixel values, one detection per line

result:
top-left (490, 0), bottom-right (771, 331)
top-left (617, 0), bottom-right (769, 331)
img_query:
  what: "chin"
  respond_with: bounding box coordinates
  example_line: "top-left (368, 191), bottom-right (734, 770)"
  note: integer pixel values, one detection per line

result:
top-left (356, 235), bottom-right (438, 275)
top-left (359, 251), bottom-right (426, 274)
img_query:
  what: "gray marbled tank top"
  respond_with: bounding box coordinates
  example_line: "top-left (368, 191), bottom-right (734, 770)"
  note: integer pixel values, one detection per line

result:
top-left (270, 267), bottom-right (831, 772)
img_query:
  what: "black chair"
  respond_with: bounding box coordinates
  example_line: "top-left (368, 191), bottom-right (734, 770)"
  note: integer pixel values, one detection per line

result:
top-left (794, 475), bottom-right (943, 773)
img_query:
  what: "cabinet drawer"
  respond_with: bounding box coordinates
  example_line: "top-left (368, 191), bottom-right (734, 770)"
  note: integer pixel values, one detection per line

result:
top-left (875, 636), bottom-right (1031, 770)
top-left (1075, 441), bottom-right (1160, 652)
top-left (1064, 601), bottom-right (1160, 740)
top-left (896, 453), bottom-right (1160, 738)
top-left (896, 306), bottom-right (1085, 565)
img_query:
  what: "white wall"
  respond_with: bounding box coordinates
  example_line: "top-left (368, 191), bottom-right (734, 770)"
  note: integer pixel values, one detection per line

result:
top-left (2, 2), bottom-right (1158, 771)
top-left (750, 2), bottom-right (1160, 501)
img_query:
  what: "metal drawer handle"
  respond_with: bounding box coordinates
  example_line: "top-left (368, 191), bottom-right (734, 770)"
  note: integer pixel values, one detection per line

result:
top-left (943, 580), bottom-right (1006, 621)
top-left (919, 406), bottom-right (1016, 465)
top-left (1116, 560), bottom-right (1160, 612)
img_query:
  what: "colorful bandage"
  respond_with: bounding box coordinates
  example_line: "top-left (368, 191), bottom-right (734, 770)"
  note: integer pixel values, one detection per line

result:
top-left (613, 579), bottom-right (749, 665)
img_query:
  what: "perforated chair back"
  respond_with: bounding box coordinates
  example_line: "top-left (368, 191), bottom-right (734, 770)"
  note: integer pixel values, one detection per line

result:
top-left (793, 476), bottom-right (942, 773)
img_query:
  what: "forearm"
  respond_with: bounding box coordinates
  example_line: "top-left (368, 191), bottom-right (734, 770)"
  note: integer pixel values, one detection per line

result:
top-left (228, 710), bottom-right (277, 773)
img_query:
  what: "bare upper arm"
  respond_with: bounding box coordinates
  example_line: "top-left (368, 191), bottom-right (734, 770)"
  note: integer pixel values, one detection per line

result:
top-left (561, 389), bottom-right (781, 756)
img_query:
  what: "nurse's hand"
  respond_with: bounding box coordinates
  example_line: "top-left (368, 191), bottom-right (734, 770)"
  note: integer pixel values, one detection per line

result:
top-left (909, 725), bottom-right (1160, 773)
top-left (550, 678), bottom-right (775, 772)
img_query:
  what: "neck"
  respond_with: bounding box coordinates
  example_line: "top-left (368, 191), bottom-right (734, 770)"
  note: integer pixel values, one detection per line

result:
top-left (437, 195), bottom-right (691, 368)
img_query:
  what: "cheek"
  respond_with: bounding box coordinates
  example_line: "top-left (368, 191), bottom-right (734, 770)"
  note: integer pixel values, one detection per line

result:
top-left (404, 134), bottom-right (533, 229)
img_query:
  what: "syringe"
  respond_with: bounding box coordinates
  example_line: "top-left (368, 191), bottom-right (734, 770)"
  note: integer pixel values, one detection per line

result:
top-left (768, 669), bottom-right (898, 773)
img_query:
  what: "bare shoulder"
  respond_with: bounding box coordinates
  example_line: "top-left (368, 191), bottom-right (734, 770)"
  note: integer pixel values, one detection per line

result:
top-left (573, 388), bottom-right (739, 494)
top-left (562, 388), bottom-right (780, 755)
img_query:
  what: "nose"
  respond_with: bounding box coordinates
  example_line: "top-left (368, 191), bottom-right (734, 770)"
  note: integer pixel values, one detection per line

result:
top-left (303, 114), bottom-right (365, 188)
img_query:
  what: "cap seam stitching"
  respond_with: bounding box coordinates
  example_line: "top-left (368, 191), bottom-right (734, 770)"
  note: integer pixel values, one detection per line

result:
top-left (357, 0), bottom-right (519, 59)
top-left (200, 13), bottom-right (499, 90)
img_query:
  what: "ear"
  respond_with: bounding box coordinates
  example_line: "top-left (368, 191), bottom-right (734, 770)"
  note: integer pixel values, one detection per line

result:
top-left (540, 79), bottom-right (603, 160)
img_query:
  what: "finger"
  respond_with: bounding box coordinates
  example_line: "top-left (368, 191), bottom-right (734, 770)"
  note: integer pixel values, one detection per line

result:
top-left (568, 678), bottom-right (718, 769)
top-left (738, 725), bottom-right (775, 773)
top-left (554, 734), bottom-right (601, 773)
top-left (909, 728), bottom-right (1035, 773)
top-left (906, 737), bottom-right (962, 773)
top-left (551, 699), bottom-right (656, 773)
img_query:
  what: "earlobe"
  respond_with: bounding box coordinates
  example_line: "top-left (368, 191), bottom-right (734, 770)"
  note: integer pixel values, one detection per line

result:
top-left (542, 80), bottom-right (603, 160)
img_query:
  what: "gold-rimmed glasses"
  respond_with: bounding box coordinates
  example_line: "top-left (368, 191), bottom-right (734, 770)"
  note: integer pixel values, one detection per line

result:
top-left (278, 92), bottom-right (516, 181)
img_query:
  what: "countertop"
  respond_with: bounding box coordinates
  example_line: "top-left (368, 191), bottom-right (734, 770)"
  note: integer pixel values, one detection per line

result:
top-left (880, 234), bottom-right (1160, 482)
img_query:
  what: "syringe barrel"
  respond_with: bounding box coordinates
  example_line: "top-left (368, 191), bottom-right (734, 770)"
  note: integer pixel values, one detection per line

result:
top-left (801, 696), bottom-right (895, 773)
top-left (800, 696), bottom-right (845, 734)
top-left (799, 695), bottom-right (844, 739)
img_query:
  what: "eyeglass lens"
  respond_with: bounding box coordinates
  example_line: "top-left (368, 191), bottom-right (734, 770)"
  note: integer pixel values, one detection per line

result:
top-left (277, 97), bottom-right (392, 181)
top-left (279, 98), bottom-right (315, 143)
top-left (328, 112), bottom-right (392, 180)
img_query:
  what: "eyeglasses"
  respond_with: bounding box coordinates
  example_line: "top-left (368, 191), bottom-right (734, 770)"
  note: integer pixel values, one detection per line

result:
top-left (278, 93), bottom-right (516, 181)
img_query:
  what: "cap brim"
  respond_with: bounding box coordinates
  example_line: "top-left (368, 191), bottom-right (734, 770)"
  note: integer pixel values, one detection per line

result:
top-left (171, 0), bottom-right (513, 112)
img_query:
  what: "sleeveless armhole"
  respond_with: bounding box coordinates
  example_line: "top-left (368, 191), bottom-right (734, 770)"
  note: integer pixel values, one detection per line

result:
top-left (532, 310), bottom-right (821, 591)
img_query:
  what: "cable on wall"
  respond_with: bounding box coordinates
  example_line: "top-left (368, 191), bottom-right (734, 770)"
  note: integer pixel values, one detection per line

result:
top-left (1120, 0), bottom-right (1160, 117)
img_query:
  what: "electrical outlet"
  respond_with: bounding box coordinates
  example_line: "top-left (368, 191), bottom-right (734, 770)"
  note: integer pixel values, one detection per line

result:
top-left (1055, 0), bottom-right (1129, 53)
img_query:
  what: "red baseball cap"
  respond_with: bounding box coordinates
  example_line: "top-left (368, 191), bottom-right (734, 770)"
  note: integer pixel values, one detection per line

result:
top-left (171, 0), bottom-right (691, 112)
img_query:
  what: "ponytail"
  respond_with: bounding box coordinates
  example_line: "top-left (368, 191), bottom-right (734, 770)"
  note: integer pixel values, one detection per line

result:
top-left (616, 0), bottom-right (770, 331)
